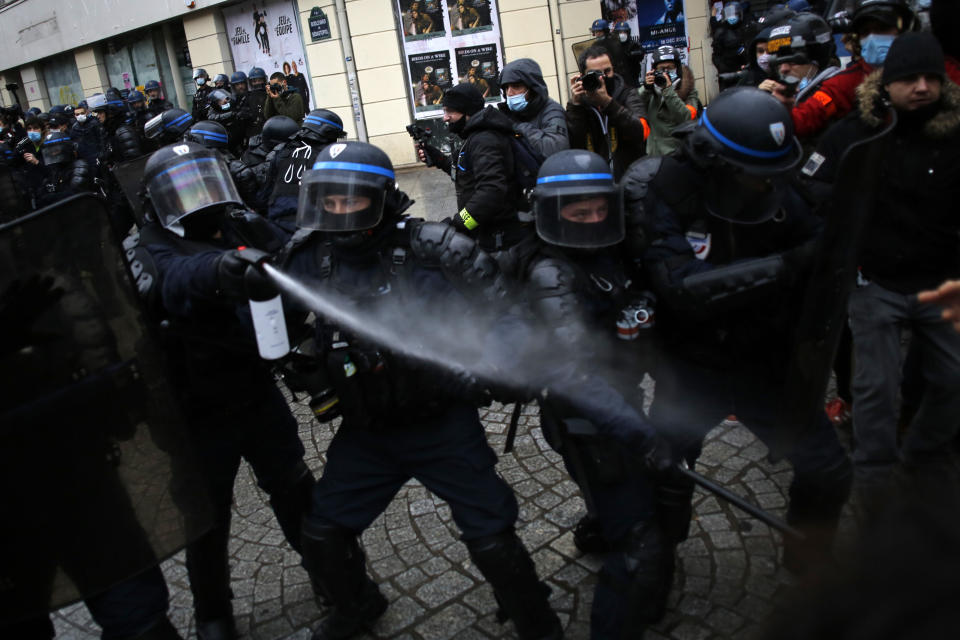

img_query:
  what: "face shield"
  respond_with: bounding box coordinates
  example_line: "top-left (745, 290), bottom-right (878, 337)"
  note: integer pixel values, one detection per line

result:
top-left (703, 166), bottom-right (788, 224)
top-left (296, 163), bottom-right (392, 232)
top-left (535, 182), bottom-right (624, 249)
top-left (41, 141), bottom-right (74, 165)
top-left (146, 151), bottom-right (243, 228)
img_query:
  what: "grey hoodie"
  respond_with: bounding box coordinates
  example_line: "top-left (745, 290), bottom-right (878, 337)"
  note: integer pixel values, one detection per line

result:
top-left (498, 58), bottom-right (570, 158)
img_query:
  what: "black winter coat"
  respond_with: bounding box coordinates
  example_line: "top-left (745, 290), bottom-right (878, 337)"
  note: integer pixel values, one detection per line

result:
top-left (803, 72), bottom-right (960, 294)
top-left (70, 119), bottom-right (106, 164)
top-left (565, 73), bottom-right (649, 180)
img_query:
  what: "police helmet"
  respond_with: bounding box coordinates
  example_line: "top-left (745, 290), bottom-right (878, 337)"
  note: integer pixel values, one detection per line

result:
top-left (193, 68), bottom-right (209, 87)
top-left (144, 108), bottom-right (194, 142)
top-left (127, 90), bottom-right (146, 106)
top-left (103, 88), bottom-right (127, 114)
top-left (144, 141), bottom-right (243, 228)
top-left (27, 107), bottom-right (42, 117)
top-left (207, 89), bottom-right (232, 113)
top-left (40, 130), bottom-right (76, 165)
top-left (767, 13), bottom-right (834, 67)
top-left (248, 67), bottom-right (267, 89)
top-left (533, 149), bottom-right (623, 249)
top-left (296, 141), bottom-right (395, 232)
top-left (613, 21), bottom-right (631, 35)
top-left (852, 0), bottom-right (915, 34)
top-left (757, 6), bottom-right (795, 27)
top-left (185, 120), bottom-right (231, 150)
top-left (591, 19), bottom-right (610, 35)
top-left (652, 45), bottom-right (681, 67)
top-left (213, 73), bottom-right (229, 88)
top-left (261, 115), bottom-right (300, 148)
top-left (301, 109), bottom-right (347, 143)
top-left (230, 71), bottom-right (248, 91)
top-left (685, 87), bottom-right (802, 223)
top-left (144, 80), bottom-right (161, 93)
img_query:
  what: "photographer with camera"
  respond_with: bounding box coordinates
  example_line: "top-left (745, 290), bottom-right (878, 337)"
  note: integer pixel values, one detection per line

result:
top-left (262, 72), bottom-right (306, 125)
top-left (566, 45), bottom-right (649, 180)
top-left (640, 45), bottom-right (701, 156)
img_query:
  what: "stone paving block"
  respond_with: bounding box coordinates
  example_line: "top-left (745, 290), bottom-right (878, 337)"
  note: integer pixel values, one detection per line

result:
top-left (373, 554), bottom-right (408, 579)
top-left (532, 547), bottom-right (568, 578)
top-left (251, 615), bottom-right (294, 638)
top-left (377, 596), bottom-right (427, 635)
top-left (670, 621), bottom-right (712, 640)
top-left (416, 602), bottom-right (477, 639)
top-left (705, 606), bottom-right (746, 635)
top-left (251, 596), bottom-right (283, 624)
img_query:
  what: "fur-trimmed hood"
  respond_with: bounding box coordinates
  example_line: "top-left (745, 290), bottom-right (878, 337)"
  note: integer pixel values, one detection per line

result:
top-left (856, 69), bottom-right (960, 138)
top-left (676, 64), bottom-right (696, 102)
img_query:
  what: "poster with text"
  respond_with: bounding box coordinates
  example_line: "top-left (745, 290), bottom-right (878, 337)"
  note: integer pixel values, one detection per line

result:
top-left (448, 0), bottom-right (493, 36)
top-left (397, 0), bottom-right (504, 119)
top-left (400, 0), bottom-right (447, 42)
top-left (222, 0), bottom-right (313, 108)
top-left (601, 0), bottom-right (687, 54)
top-left (409, 51), bottom-right (453, 112)
top-left (455, 44), bottom-right (499, 100)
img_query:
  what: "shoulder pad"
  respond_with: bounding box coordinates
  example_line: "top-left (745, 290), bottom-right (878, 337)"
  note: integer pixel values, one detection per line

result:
top-left (527, 255), bottom-right (579, 299)
top-left (121, 230), bottom-right (161, 310)
top-left (408, 220), bottom-right (508, 300)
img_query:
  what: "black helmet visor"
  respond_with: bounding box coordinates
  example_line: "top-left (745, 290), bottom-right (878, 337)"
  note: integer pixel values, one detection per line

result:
top-left (147, 153), bottom-right (242, 228)
top-left (296, 163), bottom-right (391, 232)
top-left (535, 181), bottom-right (624, 249)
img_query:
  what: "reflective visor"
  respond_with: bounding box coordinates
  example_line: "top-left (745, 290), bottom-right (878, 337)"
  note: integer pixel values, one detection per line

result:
top-left (296, 169), bottom-right (386, 232)
top-left (535, 186), bottom-right (624, 249)
top-left (147, 156), bottom-right (242, 228)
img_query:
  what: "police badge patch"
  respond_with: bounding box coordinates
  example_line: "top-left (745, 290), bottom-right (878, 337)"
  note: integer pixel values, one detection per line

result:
top-left (686, 231), bottom-right (711, 260)
top-left (328, 143), bottom-right (347, 159)
top-left (769, 122), bottom-right (786, 146)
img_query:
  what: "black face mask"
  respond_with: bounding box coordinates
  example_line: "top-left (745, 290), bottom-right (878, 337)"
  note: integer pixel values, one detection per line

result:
top-left (447, 116), bottom-right (467, 137)
top-left (181, 209), bottom-right (223, 240)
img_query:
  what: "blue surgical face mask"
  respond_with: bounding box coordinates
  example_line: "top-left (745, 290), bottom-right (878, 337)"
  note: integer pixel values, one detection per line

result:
top-left (506, 92), bottom-right (528, 112)
top-left (196, 77), bottom-right (206, 86)
top-left (726, 16), bottom-right (740, 25)
top-left (28, 131), bottom-right (42, 143)
top-left (861, 34), bottom-right (896, 67)
top-left (222, 102), bottom-right (231, 111)
top-left (668, 70), bottom-right (679, 83)
top-left (797, 76), bottom-right (811, 91)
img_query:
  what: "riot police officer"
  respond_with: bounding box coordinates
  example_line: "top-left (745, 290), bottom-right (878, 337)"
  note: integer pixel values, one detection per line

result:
top-left (137, 142), bottom-right (315, 640)
top-left (509, 149), bottom-right (678, 638)
top-left (283, 141), bottom-right (562, 640)
top-left (184, 120), bottom-right (261, 209)
top-left (205, 88), bottom-right (244, 155)
top-left (89, 89), bottom-right (143, 163)
top-left (625, 87), bottom-right (853, 572)
top-left (192, 68), bottom-right (212, 123)
top-left (244, 67), bottom-right (269, 137)
top-left (261, 109), bottom-right (346, 230)
top-left (229, 71), bottom-right (257, 145)
top-left (239, 115), bottom-right (299, 208)
top-left (34, 130), bottom-right (95, 208)
top-left (143, 108), bottom-right (194, 148)
top-left (144, 80), bottom-right (173, 117)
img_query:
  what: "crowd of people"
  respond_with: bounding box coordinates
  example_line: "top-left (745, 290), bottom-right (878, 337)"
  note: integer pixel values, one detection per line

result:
top-left (2, 1), bottom-right (959, 640)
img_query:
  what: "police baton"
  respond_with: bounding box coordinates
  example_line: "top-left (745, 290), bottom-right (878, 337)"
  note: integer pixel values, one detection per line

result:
top-left (675, 461), bottom-right (805, 541)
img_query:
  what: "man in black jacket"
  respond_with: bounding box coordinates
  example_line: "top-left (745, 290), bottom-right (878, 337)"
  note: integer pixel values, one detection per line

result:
top-left (566, 46), bottom-right (649, 180)
top-left (417, 83), bottom-right (530, 252)
top-left (802, 32), bottom-right (960, 514)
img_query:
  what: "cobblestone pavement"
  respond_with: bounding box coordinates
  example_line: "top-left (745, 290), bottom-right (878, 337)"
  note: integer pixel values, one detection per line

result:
top-left (51, 168), bottom-right (857, 638)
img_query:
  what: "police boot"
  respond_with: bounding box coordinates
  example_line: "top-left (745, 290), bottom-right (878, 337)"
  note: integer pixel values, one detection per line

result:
top-left (573, 513), bottom-right (608, 554)
top-left (185, 522), bottom-right (237, 640)
top-left (301, 520), bottom-right (388, 640)
top-left (783, 459), bottom-right (853, 575)
top-left (466, 531), bottom-right (563, 640)
top-left (267, 463), bottom-right (315, 553)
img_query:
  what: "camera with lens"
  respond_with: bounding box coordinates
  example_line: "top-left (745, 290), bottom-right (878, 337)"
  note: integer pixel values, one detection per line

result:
top-left (580, 69), bottom-right (605, 92)
top-left (653, 70), bottom-right (669, 88)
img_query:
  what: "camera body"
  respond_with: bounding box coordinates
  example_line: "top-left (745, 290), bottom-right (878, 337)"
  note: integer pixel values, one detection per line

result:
top-left (653, 70), bottom-right (669, 88)
top-left (580, 69), bottom-right (605, 92)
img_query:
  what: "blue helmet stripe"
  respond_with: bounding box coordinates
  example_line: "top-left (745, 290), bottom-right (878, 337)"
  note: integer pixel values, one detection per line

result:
top-left (198, 131), bottom-right (230, 142)
top-left (311, 161), bottom-right (394, 179)
top-left (166, 114), bottom-right (193, 130)
top-left (304, 115), bottom-right (342, 130)
top-left (701, 111), bottom-right (791, 159)
top-left (536, 172), bottom-right (613, 185)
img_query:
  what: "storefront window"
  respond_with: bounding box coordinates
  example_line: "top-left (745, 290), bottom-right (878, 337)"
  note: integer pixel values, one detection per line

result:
top-left (43, 54), bottom-right (84, 107)
top-left (102, 27), bottom-right (179, 106)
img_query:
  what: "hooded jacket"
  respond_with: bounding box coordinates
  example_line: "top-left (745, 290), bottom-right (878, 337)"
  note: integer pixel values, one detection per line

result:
top-left (438, 106), bottom-right (527, 250)
top-left (803, 72), bottom-right (960, 293)
top-left (565, 73), bottom-right (649, 180)
top-left (497, 59), bottom-right (569, 158)
top-left (638, 64), bottom-right (700, 157)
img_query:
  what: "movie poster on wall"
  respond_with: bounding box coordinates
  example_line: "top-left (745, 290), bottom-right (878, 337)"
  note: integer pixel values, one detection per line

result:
top-left (396, 0), bottom-right (504, 120)
top-left (601, 0), bottom-right (688, 53)
top-left (222, 0), bottom-right (313, 108)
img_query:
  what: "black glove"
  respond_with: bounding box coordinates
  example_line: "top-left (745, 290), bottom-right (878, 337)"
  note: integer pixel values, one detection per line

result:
top-left (421, 143), bottom-right (446, 166)
top-left (633, 433), bottom-right (677, 477)
top-left (215, 250), bottom-right (250, 299)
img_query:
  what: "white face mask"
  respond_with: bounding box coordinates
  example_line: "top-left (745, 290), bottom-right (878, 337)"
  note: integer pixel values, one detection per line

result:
top-left (75, 113), bottom-right (87, 123)
top-left (757, 53), bottom-right (772, 73)
top-left (619, 33), bottom-right (628, 43)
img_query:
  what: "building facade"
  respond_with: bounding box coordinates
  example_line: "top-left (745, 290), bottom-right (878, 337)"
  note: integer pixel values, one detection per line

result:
top-left (0, 0), bottom-right (719, 167)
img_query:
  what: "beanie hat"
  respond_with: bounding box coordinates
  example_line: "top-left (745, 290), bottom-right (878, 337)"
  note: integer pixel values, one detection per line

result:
top-left (442, 83), bottom-right (485, 116)
top-left (882, 32), bottom-right (945, 84)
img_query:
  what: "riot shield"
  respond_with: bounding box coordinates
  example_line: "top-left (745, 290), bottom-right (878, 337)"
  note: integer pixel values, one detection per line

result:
top-left (0, 193), bottom-right (213, 622)
top-left (0, 163), bottom-right (29, 223)
top-left (775, 113), bottom-right (896, 458)
top-left (111, 154), bottom-right (151, 227)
